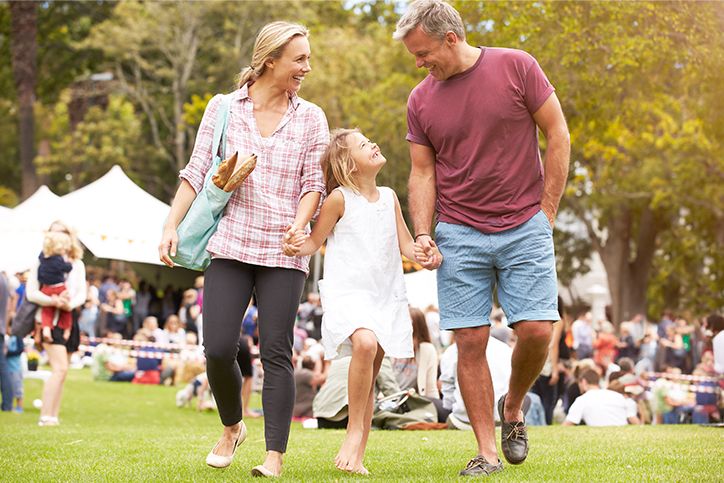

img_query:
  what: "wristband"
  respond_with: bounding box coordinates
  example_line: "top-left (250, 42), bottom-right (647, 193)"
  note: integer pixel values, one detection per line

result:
top-left (414, 233), bottom-right (431, 241)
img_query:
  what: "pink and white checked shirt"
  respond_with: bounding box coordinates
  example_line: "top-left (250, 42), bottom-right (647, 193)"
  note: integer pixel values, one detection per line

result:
top-left (179, 85), bottom-right (329, 274)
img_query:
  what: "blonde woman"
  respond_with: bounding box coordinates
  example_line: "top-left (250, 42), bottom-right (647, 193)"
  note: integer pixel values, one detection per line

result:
top-left (159, 21), bottom-right (329, 477)
top-left (25, 220), bottom-right (86, 427)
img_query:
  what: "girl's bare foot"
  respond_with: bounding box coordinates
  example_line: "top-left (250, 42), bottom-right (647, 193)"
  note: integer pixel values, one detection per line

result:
top-left (334, 431), bottom-right (364, 472)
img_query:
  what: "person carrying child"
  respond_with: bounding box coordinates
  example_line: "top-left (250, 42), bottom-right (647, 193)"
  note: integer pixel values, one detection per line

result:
top-left (38, 231), bottom-right (74, 343)
top-left (283, 128), bottom-right (442, 474)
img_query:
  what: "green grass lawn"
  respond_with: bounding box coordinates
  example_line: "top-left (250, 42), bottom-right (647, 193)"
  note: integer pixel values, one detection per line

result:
top-left (1, 368), bottom-right (722, 481)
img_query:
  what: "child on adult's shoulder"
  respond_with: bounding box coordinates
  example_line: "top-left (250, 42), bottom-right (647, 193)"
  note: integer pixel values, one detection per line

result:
top-left (37, 231), bottom-right (74, 343)
top-left (282, 128), bottom-right (441, 475)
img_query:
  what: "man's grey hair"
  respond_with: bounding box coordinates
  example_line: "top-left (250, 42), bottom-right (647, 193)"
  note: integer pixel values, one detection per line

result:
top-left (392, 0), bottom-right (465, 41)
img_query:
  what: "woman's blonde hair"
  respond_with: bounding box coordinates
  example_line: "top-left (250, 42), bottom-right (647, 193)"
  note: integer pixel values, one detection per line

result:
top-left (237, 21), bottom-right (309, 88)
top-left (321, 128), bottom-right (362, 194)
top-left (47, 220), bottom-right (84, 260)
top-left (42, 231), bottom-right (72, 258)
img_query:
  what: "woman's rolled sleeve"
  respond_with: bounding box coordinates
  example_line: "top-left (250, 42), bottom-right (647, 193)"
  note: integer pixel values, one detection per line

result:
top-left (25, 263), bottom-right (53, 306)
top-left (179, 94), bottom-right (223, 194)
top-left (299, 107), bottom-right (328, 200)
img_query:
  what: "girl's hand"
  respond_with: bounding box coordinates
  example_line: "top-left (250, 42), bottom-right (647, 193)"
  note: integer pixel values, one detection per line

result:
top-left (159, 225), bottom-right (178, 267)
top-left (414, 236), bottom-right (443, 270)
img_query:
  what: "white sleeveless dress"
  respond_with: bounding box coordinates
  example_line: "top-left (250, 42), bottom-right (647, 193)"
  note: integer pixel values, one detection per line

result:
top-left (318, 187), bottom-right (413, 360)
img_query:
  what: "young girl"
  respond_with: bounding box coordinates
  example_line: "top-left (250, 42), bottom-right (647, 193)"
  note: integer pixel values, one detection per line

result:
top-left (283, 128), bottom-right (442, 474)
top-left (38, 231), bottom-right (74, 343)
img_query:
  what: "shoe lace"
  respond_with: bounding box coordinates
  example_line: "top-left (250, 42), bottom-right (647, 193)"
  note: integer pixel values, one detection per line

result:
top-left (466, 456), bottom-right (489, 470)
top-left (465, 456), bottom-right (498, 475)
top-left (504, 421), bottom-right (526, 441)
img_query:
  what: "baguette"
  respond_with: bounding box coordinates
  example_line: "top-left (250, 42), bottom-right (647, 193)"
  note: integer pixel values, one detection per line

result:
top-left (223, 153), bottom-right (257, 192)
top-left (212, 152), bottom-right (238, 189)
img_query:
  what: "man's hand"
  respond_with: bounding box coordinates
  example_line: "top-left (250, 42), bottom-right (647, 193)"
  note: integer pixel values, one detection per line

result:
top-left (541, 204), bottom-right (556, 230)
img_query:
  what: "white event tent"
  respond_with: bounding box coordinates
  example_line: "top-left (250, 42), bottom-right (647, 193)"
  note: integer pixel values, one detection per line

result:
top-left (0, 166), bottom-right (169, 273)
top-left (0, 186), bottom-right (65, 273)
top-left (60, 165), bottom-right (170, 266)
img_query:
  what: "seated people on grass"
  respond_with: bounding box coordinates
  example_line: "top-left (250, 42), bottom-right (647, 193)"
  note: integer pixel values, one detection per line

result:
top-left (313, 356), bottom-right (400, 428)
top-left (91, 336), bottom-right (136, 382)
top-left (391, 307), bottom-right (440, 399)
top-left (441, 335), bottom-right (544, 428)
top-left (293, 355), bottom-right (325, 419)
top-left (563, 370), bottom-right (640, 426)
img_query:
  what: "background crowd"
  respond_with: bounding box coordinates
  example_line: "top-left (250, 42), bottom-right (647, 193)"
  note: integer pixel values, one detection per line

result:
top-left (2, 269), bottom-right (721, 428)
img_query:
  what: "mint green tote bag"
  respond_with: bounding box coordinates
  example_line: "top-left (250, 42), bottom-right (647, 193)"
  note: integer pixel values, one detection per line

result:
top-left (171, 94), bottom-right (233, 271)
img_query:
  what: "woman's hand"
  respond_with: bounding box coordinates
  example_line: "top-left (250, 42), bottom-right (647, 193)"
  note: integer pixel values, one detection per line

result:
top-left (159, 225), bottom-right (178, 267)
top-left (57, 291), bottom-right (72, 311)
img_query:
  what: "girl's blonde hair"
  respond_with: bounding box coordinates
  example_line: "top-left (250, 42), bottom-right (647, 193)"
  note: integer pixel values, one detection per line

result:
top-left (43, 231), bottom-right (72, 257)
top-left (321, 128), bottom-right (362, 194)
top-left (48, 220), bottom-right (84, 260)
top-left (237, 21), bottom-right (309, 89)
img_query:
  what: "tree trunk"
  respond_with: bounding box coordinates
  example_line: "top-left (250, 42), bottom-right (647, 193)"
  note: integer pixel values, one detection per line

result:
top-left (9, 1), bottom-right (38, 199)
top-left (621, 206), bottom-right (660, 320)
top-left (599, 205), bottom-right (630, 327)
top-left (598, 204), bottom-right (661, 326)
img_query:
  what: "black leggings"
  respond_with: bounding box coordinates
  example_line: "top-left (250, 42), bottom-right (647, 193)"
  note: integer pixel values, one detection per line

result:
top-left (203, 259), bottom-right (305, 453)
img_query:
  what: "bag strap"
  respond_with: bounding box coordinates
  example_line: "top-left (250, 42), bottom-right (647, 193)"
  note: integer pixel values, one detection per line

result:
top-left (210, 93), bottom-right (232, 163)
top-left (200, 94), bottom-right (232, 187)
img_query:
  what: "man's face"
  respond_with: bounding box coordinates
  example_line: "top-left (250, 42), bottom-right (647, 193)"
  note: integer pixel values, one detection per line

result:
top-left (402, 26), bottom-right (456, 80)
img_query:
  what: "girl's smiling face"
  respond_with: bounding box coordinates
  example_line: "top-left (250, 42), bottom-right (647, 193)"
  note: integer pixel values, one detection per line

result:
top-left (348, 132), bottom-right (386, 173)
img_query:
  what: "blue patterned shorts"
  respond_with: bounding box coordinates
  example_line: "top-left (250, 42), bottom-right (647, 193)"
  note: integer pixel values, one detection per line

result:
top-left (435, 210), bottom-right (559, 330)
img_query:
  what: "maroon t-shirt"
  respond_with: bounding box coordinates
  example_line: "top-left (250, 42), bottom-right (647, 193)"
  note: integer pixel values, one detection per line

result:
top-left (406, 47), bottom-right (555, 233)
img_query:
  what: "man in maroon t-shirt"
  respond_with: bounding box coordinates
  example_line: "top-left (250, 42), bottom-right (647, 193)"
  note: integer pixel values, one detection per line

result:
top-left (395, 0), bottom-right (570, 477)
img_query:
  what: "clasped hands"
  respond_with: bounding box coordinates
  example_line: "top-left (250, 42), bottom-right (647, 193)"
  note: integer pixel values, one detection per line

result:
top-left (282, 224), bottom-right (308, 257)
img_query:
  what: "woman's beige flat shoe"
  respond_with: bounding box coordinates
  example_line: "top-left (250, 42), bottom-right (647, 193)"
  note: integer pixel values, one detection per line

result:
top-left (251, 465), bottom-right (278, 478)
top-left (206, 421), bottom-right (247, 468)
top-left (38, 416), bottom-right (59, 427)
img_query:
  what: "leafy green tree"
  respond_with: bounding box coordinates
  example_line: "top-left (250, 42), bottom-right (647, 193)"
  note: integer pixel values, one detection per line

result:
top-left (34, 92), bottom-right (148, 194)
top-left (82, 1), bottom-right (343, 199)
top-left (303, 15), bottom-right (423, 213)
top-left (0, 1), bottom-right (115, 200)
